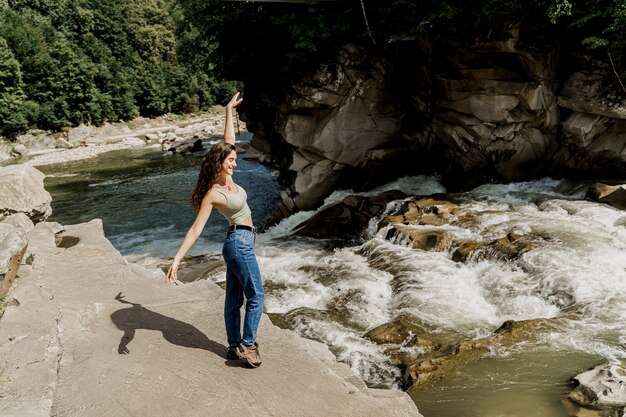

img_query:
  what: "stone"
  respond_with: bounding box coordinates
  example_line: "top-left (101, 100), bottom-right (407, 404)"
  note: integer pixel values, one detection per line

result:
top-left (403, 317), bottom-right (559, 390)
top-left (451, 233), bottom-right (534, 262)
top-left (293, 190), bottom-right (407, 238)
top-left (145, 133), bottom-right (159, 142)
top-left (586, 183), bottom-right (626, 210)
top-left (439, 94), bottom-right (520, 123)
top-left (385, 225), bottom-right (453, 252)
top-left (365, 315), bottom-right (431, 345)
top-left (168, 138), bottom-right (203, 154)
top-left (562, 113), bottom-right (609, 147)
top-left (569, 363), bottom-right (626, 409)
top-left (11, 144), bottom-right (28, 157)
top-left (378, 197), bottom-right (463, 229)
top-left (4, 213), bottom-right (35, 233)
top-left (66, 123), bottom-right (94, 145)
top-left (0, 164), bottom-right (52, 222)
top-left (55, 137), bottom-right (73, 149)
top-left (0, 223), bottom-right (28, 296)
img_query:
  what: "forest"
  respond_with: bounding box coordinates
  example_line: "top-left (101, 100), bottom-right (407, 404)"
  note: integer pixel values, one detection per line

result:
top-left (0, 0), bottom-right (237, 138)
top-left (1, 0), bottom-right (624, 138)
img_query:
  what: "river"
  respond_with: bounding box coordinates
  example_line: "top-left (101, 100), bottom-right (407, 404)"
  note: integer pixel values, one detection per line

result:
top-left (40, 139), bottom-right (626, 417)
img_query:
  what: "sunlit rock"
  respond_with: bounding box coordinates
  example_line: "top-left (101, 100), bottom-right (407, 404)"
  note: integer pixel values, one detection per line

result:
top-left (569, 363), bottom-right (626, 410)
top-left (586, 183), bottom-right (626, 210)
top-left (451, 232), bottom-right (534, 262)
top-left (0, 164), bottom-right (52, 222)
top-left (0, 223), bottom-right (28, 296)
top-left (385, 225), bottom-right (453, 252)
top-left (378, 197), bottom-right (464, 229)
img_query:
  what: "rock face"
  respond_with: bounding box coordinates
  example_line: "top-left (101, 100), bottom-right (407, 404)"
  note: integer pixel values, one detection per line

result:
top-left (246, 29), bottom-right (626, 223)
top-left (253, 44), bottom-right (406, 223)
top-left (556, 67), bottom-right (626, 176)
top-left (0, 164), bottom-right (52, 222)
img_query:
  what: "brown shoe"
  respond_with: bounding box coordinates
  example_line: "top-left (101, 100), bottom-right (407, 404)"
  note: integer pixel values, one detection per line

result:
top-left (238, 343), bottom-right (262, 368)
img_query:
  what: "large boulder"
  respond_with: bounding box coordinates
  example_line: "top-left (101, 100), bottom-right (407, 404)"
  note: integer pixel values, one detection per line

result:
top-left (293, 190), bottom-right (407, 238)
top-left (254, 44), bottom-right (405, 222)
top-left (586, 183), bottom-right (626, 210)
top-left (0, 164), bottom-right (52, 222)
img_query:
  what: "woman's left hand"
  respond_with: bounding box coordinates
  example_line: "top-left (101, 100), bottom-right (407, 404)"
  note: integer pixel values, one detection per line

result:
top-left (226, 92), bottom-right (243, 109)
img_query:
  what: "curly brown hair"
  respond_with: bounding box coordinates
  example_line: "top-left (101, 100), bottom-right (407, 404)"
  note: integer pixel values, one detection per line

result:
top-left (190, 142), bottom-right (237, 210)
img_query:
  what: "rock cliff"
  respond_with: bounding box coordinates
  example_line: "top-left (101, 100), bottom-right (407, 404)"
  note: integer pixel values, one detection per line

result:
top-left (247, 29), bottom-right (626, 224)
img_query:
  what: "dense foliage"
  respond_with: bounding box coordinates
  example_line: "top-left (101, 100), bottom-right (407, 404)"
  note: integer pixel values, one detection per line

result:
top-left (176, 0), bottom-right (626, 117)
top-left (2, 0), bottom-right (624, 139)
top-left (0, 0), bottom-right (237, 138)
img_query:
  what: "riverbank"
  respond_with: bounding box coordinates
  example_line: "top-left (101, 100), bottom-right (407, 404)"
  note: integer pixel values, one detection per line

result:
top-left (0, 109), bottom-right (245, 168)
top-left (0, 218), bottom-right (421, 416)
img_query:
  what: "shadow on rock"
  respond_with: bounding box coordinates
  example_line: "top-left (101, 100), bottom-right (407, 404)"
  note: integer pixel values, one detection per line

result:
top-left (111, 292), bottom-right (225, 356)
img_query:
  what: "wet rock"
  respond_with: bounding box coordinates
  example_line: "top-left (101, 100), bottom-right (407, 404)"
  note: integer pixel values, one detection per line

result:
top-left (586, 183), bottom-right (626, 210)
top-left (569, 363), bottom-right (626, 410)
top-left (293, 190), bottom-right (406, 238)
top-left (365, 315), bottom-right (431, 345)
top-left (378, 197), bottom-right (464, 229)
top-left (403, 317), bottom-right (559, 390)
top-left (167, 138), bottom-right (203, 154)
top-left (561, 398), bottom-right (625, 417)
top-left (385, 225), bottom-right (453, 252)
top-left (451, 232), bottom-right (534, 262)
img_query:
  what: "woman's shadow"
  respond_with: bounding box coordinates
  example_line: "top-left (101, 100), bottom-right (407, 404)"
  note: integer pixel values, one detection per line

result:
top-left (111, 292), bottom-right (226, 358)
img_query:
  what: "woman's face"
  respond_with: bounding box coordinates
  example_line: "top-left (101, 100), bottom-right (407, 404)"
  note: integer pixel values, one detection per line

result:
top-left (220, 150), bottom-right (237, 176)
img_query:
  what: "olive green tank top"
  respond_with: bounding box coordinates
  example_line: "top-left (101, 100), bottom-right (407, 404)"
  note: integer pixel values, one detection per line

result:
top-left (215, 183), bottom-right (252, 225)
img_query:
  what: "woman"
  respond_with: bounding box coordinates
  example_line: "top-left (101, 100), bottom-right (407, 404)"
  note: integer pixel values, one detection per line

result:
top-left (166, 92), bottom-right (264, 368)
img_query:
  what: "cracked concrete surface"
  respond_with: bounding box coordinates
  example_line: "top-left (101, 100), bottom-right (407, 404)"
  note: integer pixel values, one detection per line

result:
top-left (0, 220), bottom-right (421, 417)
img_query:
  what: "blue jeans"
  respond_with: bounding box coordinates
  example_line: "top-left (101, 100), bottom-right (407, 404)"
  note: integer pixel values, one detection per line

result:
top-left (222, 229), bottom-right (264, 347)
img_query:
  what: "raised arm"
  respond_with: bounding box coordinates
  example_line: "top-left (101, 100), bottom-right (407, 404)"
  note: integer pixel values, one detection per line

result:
top-left (224, 92), bottom-right (243, 145)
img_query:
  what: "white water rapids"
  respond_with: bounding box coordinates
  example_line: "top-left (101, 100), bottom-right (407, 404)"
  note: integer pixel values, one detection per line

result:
top-left (253, 176), bottom-right (626, 416)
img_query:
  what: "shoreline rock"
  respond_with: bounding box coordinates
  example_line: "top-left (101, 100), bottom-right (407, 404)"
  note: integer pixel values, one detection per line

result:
top-left (0, 219), bottom-right (421, 416)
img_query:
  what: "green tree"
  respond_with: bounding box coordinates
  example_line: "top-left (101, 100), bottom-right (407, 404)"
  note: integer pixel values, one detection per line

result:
top-left (0, 36), bottom-right (28, 137)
